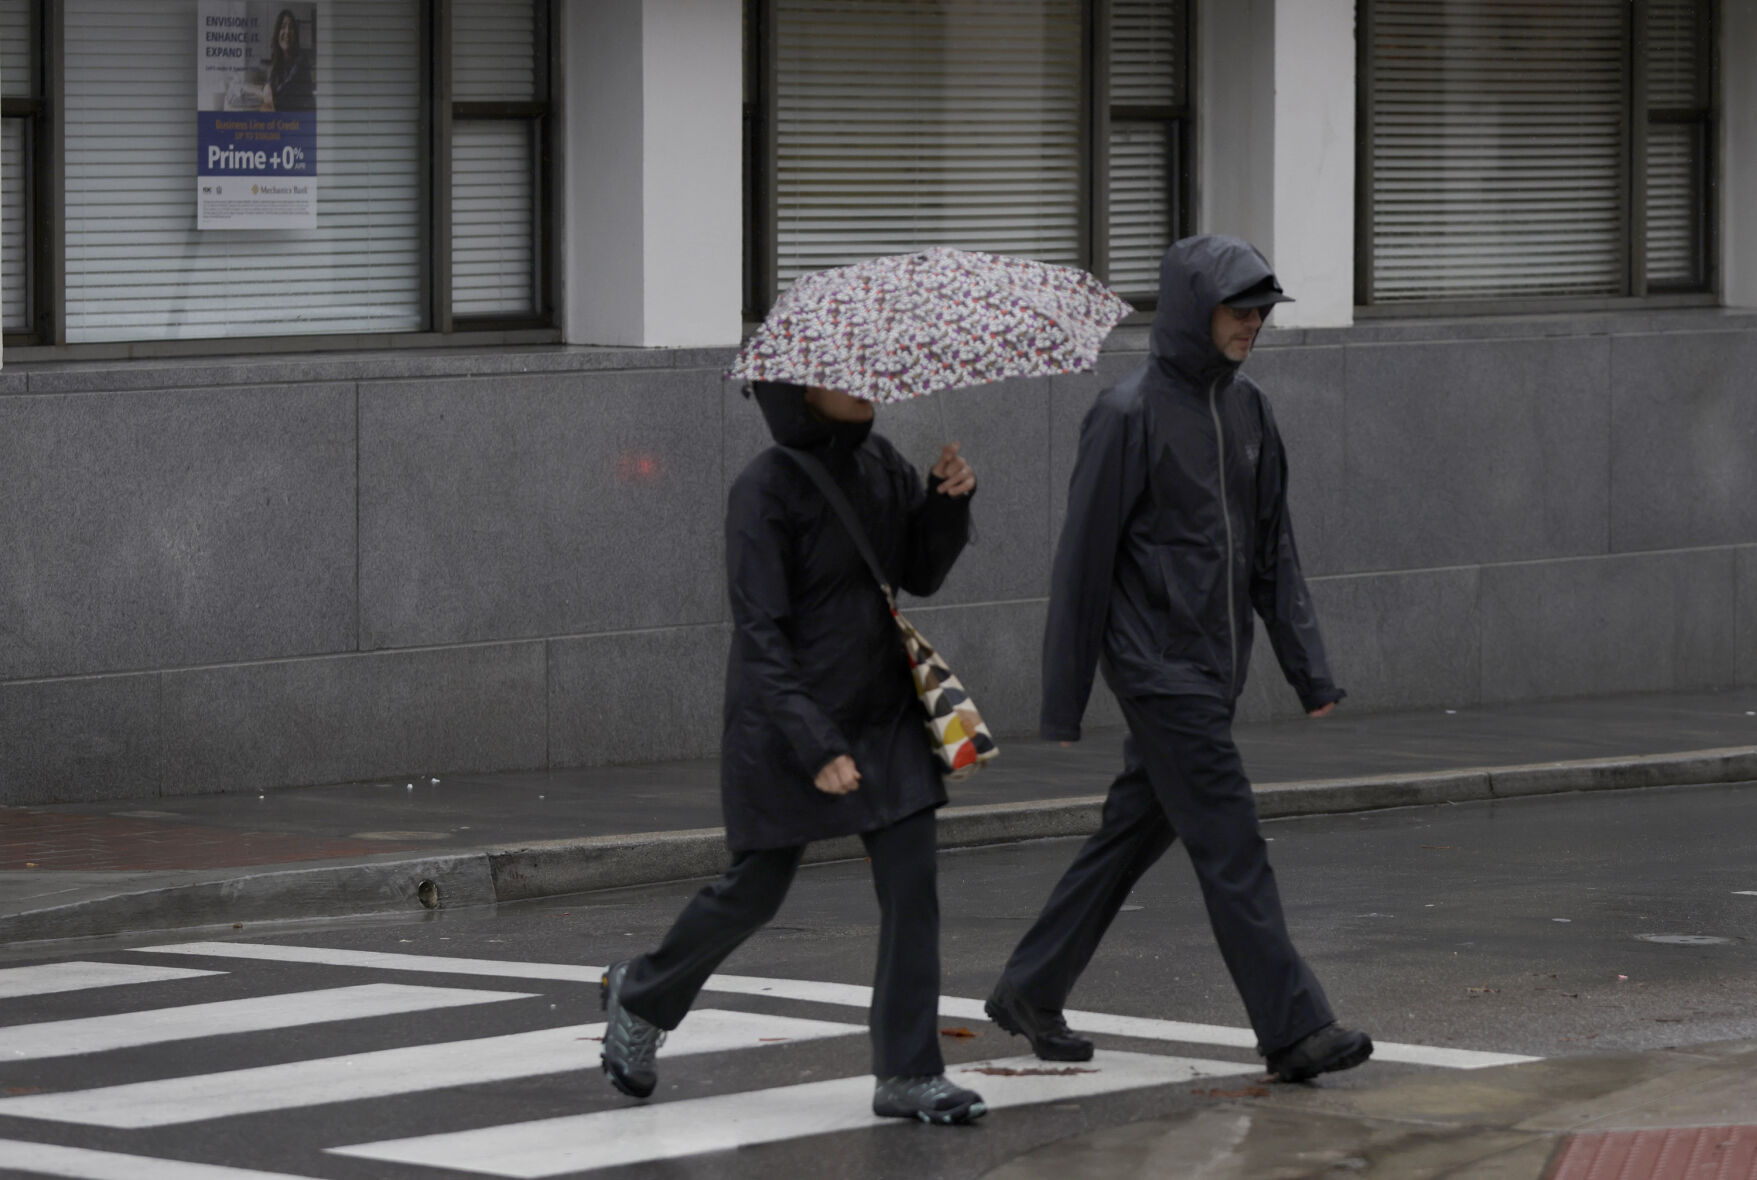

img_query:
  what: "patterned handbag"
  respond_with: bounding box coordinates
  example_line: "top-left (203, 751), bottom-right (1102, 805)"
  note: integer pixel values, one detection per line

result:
top-left (780, 447), bottom-right (998, 780)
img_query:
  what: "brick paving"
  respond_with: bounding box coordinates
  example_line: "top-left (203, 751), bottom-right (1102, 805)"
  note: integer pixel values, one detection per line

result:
top-left (1547, 1127), bottom-right (1757, 1180)
top-left (0, 808), bottom-right (424, 872)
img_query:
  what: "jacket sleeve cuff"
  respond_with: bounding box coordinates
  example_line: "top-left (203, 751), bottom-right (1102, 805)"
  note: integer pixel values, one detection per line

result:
top-left (1040, 720), bottom-right (1082, 743)
top-left (1298, 685), bottom-right (1347, 713)
top-left (924, 471), bottom-right (977, 504)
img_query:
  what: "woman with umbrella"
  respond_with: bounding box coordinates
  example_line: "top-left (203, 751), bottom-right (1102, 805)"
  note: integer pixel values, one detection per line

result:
top-left (597, 248), bottom-right (1129, 1124)
top-left (599, 379), bottom-right (985, 1123)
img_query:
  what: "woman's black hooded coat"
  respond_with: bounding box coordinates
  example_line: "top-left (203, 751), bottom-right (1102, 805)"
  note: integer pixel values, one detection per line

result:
top-left (720, 382), bottom-right (973, 852)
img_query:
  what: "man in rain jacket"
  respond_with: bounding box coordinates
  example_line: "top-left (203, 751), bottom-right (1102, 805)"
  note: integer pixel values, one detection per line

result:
top-left (985, 235), bottom-right (1374, 1083)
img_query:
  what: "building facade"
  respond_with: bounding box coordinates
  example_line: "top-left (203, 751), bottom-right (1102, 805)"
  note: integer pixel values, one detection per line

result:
top-left (3, 0), bottom-right (1754, 804)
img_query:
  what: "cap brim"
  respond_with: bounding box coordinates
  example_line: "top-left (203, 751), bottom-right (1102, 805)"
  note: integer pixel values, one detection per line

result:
top-left (1224, 290), bottom-right (1295, 309)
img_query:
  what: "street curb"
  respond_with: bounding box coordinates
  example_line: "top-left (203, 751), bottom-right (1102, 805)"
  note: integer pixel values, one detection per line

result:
top-left (5, 746), bottom-right (1755, 945)
top-left (0, 853), bottom-right (497, 946)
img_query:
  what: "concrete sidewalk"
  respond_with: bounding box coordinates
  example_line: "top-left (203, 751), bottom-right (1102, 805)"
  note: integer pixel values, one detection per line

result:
top-left (4, 688), bottom-right (1756, 945)
top-left (984, 1036), bottom-right (1757, 1179)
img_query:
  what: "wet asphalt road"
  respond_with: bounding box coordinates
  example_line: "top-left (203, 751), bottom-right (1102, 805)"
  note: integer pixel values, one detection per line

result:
top-left (2, 781), bottom-right (1754, 1179)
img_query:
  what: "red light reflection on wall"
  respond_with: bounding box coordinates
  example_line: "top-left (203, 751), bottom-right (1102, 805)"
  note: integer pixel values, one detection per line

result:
top-left (616, 451), bottom-right (664, 483)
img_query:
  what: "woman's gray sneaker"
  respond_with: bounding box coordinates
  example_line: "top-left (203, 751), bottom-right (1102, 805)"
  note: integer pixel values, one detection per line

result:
top-left (872, 1075), bottom-right (988, 1125)
top-left (600, 959), bottom-right (666, 1099)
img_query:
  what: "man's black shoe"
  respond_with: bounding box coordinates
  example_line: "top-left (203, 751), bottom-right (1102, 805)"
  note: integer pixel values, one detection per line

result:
top-left (984, 979), bottom-right (1094, 1062)
top-left (1266, 1022), bottom-right (1373, 1083)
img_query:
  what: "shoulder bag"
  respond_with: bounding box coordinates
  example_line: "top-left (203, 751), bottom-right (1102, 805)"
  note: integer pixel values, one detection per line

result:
top-left (778, 446), bottom-right (998, 780)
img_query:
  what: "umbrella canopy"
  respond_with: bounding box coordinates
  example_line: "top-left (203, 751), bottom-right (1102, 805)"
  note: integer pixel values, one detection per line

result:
top-left (728, 247), bottom-right (1134, 404)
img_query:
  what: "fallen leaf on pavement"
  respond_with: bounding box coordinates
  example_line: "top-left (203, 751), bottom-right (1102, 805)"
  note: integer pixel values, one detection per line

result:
top-left (3, 1086), bottom-right (44, 1096)
top-left (940, 1027), bottom-right (978, 1038)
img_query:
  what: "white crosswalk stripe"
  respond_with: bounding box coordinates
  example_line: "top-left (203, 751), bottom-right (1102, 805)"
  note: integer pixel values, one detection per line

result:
top-left (137, 941), bottom-right (1541, 1070)
top-left (0, 940), bottom-right (1546, 1177)
top-left (330, 1050), bottom-right (1258, 1178)
top-left (2, 982), bottom-right (532, 1062)
top-left (0, 1008), bottom-right (863, 1128)
top-left (0, 961), bottom-right (224, 1000)
top-left (0, 1138), bottom-right (316, 1180)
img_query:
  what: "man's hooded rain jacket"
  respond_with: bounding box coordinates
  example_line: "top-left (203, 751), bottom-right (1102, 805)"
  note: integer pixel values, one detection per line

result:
top-left (721, 382), bottom-right (972, 852)
top-left (1041, 235), bottom-right (1344, 742)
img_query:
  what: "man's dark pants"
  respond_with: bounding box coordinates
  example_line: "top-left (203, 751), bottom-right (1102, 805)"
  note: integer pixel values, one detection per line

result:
top-left (620, 805), bottom-right (944, 1078)
top-left (1000, 693), bottom-right (1334, 1056)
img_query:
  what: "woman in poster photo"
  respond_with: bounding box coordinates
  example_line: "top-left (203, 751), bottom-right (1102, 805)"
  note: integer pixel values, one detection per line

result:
top-left (260, 7), bottom-right (314, 111)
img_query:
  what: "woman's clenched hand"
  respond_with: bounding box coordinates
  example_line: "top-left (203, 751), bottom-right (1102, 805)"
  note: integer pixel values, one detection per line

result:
top-left (814, 754), bottom-right (862, 795)
top-left (932, 442), bottom-right (976, 497)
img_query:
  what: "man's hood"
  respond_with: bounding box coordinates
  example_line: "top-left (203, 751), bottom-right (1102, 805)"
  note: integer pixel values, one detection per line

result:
top-left (1148, 235), bottom-right (1287, 385)
top-left (748, 380), bottom-right (874, 453)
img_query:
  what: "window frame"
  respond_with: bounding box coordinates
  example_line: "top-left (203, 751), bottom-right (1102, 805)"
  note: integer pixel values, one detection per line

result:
top-left (741, 0), bottom-right (1192, 320)
top-left (4, 0), bottom-right (559, 356)
top-left (1353, 0), bottom-right (1720, 317)
top-left (433, 0), bottom-right (557, 333)
top-left (2, 0), bottom-right (54, 347)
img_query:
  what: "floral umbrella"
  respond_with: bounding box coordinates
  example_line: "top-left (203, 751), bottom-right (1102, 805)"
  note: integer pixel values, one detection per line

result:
top-left (728, 247), bottom-right (1134, 403)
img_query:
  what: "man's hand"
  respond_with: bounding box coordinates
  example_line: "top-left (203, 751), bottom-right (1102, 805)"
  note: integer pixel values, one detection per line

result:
top-left (1308, 702), bottom-right (1337, 718)
top-left (814, 754), bottom-right (861, 795)
top-left (932, 442), bottom-right (976, 497)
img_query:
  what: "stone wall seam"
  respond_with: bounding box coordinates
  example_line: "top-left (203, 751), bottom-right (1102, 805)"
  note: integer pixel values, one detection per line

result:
top-left (0, 639), bottom-right (554, 689)
top-left (353, 381), bottom-right (364, 655)
top-left (1604, 334), bottom-right (1617, 558)
top-left (536, 621), bottom-right (733, 645)
top-left (1312, 543), bottom-right (1755, 584)
top-left (155, 670), bottom-right (167, 801)
top-left (543, 638), bottom-right (555, 770)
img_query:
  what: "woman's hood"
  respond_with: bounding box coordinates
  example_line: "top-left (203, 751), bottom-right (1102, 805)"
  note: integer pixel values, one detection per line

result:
top-left (749, 380), bottom-right (874, 452)
top-left (1148, 235), bottom-right (1287, 385)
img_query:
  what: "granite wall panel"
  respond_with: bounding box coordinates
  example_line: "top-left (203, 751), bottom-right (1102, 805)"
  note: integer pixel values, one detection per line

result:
top-left (0, 384), bottom-right (357, 680)
top-left (160, 643), bottom-right (547, 795)
top-left (1305, 567), bottom-right (1481, 714)
top-left (1340, 337), bottom-right (1612, 572)
top-left (0, 674), bottom-right (160, 805)
top-left (1479, 549), bottom-right (1737, 704)
top-left (548, 625), bottom-right (729, 767)
top-left (359, 369), bottom-right (726, 649)
top-left (1610, 331), bottom-right (1757, 552)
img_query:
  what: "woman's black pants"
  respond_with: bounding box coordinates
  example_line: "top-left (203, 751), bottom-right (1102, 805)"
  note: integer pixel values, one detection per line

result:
top-left (998, 693), bottom-right (1334, 1057)
top-left (619, 805), bottom-right (944, 1079)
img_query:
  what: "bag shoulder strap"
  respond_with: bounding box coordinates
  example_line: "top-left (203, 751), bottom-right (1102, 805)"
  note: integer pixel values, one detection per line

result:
top-left (776, 446), bottom-right (895, 602)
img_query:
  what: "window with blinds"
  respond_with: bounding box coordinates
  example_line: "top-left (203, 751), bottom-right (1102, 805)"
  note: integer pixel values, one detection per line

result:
top-left (0, 0), bottom-right (30, 92)
top-left (1644, 0), bottom-right (1712, 290)
top-left (1361, 0), bottom-right (1715, 306)
top-left (754, 0), bottom-right (1187, 313)
top-left (2, 0), bottom-right (36, 337)
top-left (62, 0), bottom-right (424, 342)
top-left (2, 118), bottom-right (25, 332)
top-left (449, 0), bottom-right (545, 321)
top-left (1107, 0), bottom-right (1187, 300)
top-left (771, 0), bottom-right (1085, 291)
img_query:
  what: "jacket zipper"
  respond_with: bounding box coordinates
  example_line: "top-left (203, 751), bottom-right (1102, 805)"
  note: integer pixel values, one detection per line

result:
top-left (1208, 376), bottom-right (1239, 696)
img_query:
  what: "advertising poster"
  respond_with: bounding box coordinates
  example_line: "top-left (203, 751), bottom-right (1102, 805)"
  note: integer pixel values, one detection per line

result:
top-left (197, 2), bottom-right (318, 229)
